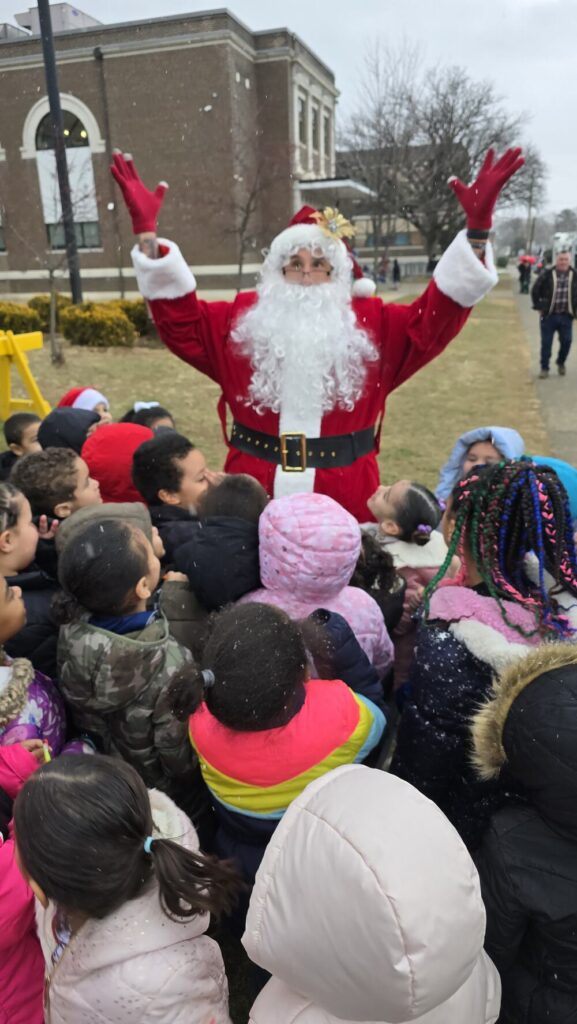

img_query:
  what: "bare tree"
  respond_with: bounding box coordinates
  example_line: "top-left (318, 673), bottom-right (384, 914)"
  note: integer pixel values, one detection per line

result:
top-left (501, 143), bottom-right (548, 251)
top-left (554, 208), bottom-right (577, 233)
top-left (401, 66), bottom-right (523, 258)
top-left (339, 43), bottom-right (420, 270)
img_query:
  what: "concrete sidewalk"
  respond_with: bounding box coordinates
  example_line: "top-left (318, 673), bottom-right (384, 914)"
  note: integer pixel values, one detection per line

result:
top-left (513, 279), bottom-right (577, 463)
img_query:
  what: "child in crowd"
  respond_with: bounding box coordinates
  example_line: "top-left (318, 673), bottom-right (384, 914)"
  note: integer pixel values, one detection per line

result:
top-left (350, 532), bottom-right (406, 634)
top-left (56, 519), bottom-right (198, 801)
top-left (169, 602), bottom-right (386, 888)
top-left (58, 386), bottom-right (112, 422)
top-left (0, 569), bottom-right (69, 754)
top-left (11, 447), bottom-right (102, 579)
top-left (38, 407), bottom-right (100, 453)
top-left (82, 422), bottom-right (154, 503)
top-left (365, 480), bottom-right (447, 687)
top-left (473, 645), bottom-right (577, 1024)
top-left (0, 413), bottom-right (41, 481)
top-left (243, 766), bottom-right (500, 1024)
top-left (391, 459), bottom-right (577, 850)
top-left (0, 741), bottom-right (44, 1024)
top-left (14, 754), bottom-right (238, 1024)
top-left (121, 401), bottom-right (176, 430)
top-left (173, 473), bottom-right (268, 609)
top-left (0, 482), bottom-right (59, 678)
top-left (241, 492), bottom-right (393, 677)
top-left (131, 430), bottom-right (218, 560)
top-left (55, 499), bottom-right (208, 657)
top-left (436, 425), bottom-right (525, 501)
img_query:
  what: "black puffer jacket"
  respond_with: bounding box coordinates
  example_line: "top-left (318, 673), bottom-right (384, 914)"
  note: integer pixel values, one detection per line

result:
top-left (4, 567), bottom-right (59, 679)
top-left (0, 450), bottom-right (17, 482)
top-left (472, 645), bottom-right (577, 1024)
top-left (148, 504), bottom-right (199, 564)
top-left (173, 516), bottom-right (260, 610)
top-left (308, 608), bottom-right (387, 713)
top-left (531, 266), bottom-right (577, 317)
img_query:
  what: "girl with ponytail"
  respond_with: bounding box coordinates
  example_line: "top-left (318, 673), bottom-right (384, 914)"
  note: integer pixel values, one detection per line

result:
top-left (14, 754), bottom-right (238, 1024)
top-left (390, 458), bottom-right (577, 851)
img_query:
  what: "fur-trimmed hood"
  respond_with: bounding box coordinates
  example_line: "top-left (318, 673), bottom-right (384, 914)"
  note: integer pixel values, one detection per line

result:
top-left (472, 643), bottom-right (577, 833)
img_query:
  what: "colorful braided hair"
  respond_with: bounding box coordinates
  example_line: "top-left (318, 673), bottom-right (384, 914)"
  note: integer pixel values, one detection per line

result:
top-left (422, 458), bottom-right (577, 639)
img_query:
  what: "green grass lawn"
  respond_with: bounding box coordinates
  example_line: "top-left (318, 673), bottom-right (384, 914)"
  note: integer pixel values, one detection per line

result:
top-left (10, 277), bottom-right (548, 486)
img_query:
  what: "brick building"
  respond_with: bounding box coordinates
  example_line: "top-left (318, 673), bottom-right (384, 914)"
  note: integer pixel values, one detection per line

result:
top-left (0, 5), bottom-right (370, 298)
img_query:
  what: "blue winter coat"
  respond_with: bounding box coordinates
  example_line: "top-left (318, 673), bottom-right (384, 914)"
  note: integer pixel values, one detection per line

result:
top-left (308, 608), bottom-right (388, 713)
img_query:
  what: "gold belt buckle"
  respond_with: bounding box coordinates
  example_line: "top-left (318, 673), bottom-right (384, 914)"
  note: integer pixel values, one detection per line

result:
top-left (280, 432), bottom-right (307, 472)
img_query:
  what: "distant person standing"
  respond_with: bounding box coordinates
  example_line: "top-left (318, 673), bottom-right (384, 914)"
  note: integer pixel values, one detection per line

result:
top-left (517, 259), bottom-right (531, 294)
top-left (392, 258), bottom-right (401, 290)
top-left (532, 250), bottom-right (577, 378)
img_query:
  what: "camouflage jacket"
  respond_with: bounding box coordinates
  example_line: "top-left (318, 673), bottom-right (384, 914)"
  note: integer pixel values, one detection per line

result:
top-left (58, 613), bottom-right (195, 790)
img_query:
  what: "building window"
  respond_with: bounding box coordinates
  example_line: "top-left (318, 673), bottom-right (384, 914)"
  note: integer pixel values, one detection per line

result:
top-left (35, 110), bottom-right (99, 249)
top-left (394, 232), bottom-right (409, 246)
top-left (298, 95), bottom-right (307, 146)
top-left (47, 221), bottom-right (101, 250)
top-left (312, 105), bottom-right (320, 151)
top-left (323, 114), bottom-right (332, 159)
top-left (36, 110), bottom-right (89, 150)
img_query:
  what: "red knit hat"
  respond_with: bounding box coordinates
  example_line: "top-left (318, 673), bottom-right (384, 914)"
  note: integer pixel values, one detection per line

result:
top-left (81, 424), bottom-right (153, 504)
top-left (269, 205), bottom-right (376, 298)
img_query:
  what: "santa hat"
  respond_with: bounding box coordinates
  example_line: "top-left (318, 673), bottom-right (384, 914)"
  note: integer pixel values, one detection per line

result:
top-left (81, 424), bottom-right (153, 504)
top-left (268, 205), bottom-right (377, 298)
top-left (58, 387), bottom-right (109, 412)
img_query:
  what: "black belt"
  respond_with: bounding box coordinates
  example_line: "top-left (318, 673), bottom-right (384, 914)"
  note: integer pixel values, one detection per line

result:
top-left (230, 421), bottom-right (376, 472)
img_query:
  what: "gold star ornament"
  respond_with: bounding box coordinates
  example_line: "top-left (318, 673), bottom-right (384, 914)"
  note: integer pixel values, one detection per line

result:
top-left (312, 207), bottom-right (356, 242)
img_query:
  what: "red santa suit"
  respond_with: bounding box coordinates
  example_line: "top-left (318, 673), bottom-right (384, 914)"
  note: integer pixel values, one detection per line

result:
top-left (132, 228), bottom-right (497, 522)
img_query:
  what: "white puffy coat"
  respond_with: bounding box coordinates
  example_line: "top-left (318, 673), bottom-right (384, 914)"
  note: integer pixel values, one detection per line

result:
top-left (36, 790), bottom-right (231, 1024)
top-left (243, 764), bottom-right (500, 1024)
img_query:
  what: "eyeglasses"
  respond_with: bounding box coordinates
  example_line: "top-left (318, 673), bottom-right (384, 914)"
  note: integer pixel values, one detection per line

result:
top-left (282, 266), bottom-right (332, 280)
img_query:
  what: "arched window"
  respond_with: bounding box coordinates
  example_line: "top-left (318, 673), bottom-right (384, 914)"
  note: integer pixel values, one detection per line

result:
top-left (25, 98), bottom-right (102, 250)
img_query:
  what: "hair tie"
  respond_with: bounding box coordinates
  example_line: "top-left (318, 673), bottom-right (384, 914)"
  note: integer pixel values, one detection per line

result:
top-left (201, 668), bottom-right (215, 689)
top-left (416, 524), bottom-right (432, 535)
top-left (134, 401), bottom-right (160, 412)
top-left (143, 835), bottom-right (154, 855)
top-left (438, 499), bottom-right (447, 512)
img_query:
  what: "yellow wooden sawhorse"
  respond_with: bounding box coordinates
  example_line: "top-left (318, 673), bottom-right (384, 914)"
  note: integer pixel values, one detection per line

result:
top-left (0, 330), bottom-right (51, 421)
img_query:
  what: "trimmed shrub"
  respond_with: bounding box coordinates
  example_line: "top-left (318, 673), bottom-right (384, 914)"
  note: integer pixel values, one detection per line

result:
top-left (496, 256), bottom-right (509, 269)
top-left (60, 304), bottom-right (136, 347)
top-left (28, 293), bottom-right (72, 332)
top-left (117, 299), bottom-right (149, 336)
top-left (0, 302), bottom-right (42, 333)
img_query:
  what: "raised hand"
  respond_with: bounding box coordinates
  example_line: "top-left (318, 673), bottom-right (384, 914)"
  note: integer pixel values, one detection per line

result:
top-left (448, 147), bottom-right (525, 230)
top-left (110, 150), bottom-right (169, 235)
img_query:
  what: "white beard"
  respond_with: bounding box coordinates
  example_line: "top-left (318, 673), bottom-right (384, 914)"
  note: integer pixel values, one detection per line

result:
top-left (231, 272), bottom-right (378, 421)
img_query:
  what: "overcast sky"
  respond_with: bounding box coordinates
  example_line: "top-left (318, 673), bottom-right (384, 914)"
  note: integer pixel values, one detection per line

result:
top-left (2, 0), bottom-right (575, 213)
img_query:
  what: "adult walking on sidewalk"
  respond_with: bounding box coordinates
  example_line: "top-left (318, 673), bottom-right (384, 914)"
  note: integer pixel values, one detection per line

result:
top-left (532, 251), bottom-right (577, 378)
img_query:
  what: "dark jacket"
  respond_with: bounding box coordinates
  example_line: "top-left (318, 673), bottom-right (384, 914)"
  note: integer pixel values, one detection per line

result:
top-left (389, 585), bottom-right (540, 850)
top-left (309, 608), bottom-right (387, 713)
top-left (149, 504), bottom-right (199, 563)
top-left (38, 408), bottom-right (100, 453)
top-left (472, 645), bottom-right (577, 1024)
top-left (173, 516), bottom-right (261, 610)
top-left (0, 450), bottom-right (17, 482)
top-left (4, 567), bottom-right (59, 679)
top-left (531, 266), bottom-right (577, 317)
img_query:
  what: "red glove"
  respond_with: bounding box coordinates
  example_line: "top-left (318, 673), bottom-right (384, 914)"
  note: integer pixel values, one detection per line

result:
top-left (110, 151), bottom-right (168, 235)
top-left (448, 147), bottom-right (524, 231)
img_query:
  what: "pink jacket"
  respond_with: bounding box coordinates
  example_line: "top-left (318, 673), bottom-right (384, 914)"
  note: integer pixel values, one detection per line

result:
top-left (0, 744), bottom-right (44, 1024)
top-left (36, 789), bottom-right (231, 1024)
top-left (241, 493), bottom-right (393, 675)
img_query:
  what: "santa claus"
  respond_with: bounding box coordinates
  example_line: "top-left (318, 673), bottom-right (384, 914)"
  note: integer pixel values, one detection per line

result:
top-left (112, 148), bottom-right (523, 521)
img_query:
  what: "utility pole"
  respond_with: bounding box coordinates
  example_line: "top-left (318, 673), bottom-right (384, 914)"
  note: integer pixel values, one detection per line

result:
top-left (37, 0), bottom-right (83, 303)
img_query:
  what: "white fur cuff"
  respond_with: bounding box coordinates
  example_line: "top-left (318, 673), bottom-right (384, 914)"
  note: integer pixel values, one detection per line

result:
top-left (434, 229), bottom-right (498, 308)
top-left (131, 238), bottom-right (196, 300)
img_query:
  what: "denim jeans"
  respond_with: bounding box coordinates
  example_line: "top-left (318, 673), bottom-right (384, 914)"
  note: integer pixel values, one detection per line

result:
top-left (540, 312), bottom-right (573, 370)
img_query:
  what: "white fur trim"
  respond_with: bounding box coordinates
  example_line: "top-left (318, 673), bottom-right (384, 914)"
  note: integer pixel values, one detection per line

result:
top-left (433, 229), bottom-right (498, 308)
top-left (131, 238), bottom-right (196, 300)
top-left (450, 619), bottom-right (535, 673)
top-left (72, 387), bottom-right (107, 412)
top-left (352, 277), bottom-right (377, 298)
top-left (273, 392), bottom-right (321, 499)
top-left (271, 223), bottom-right (337, 257)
